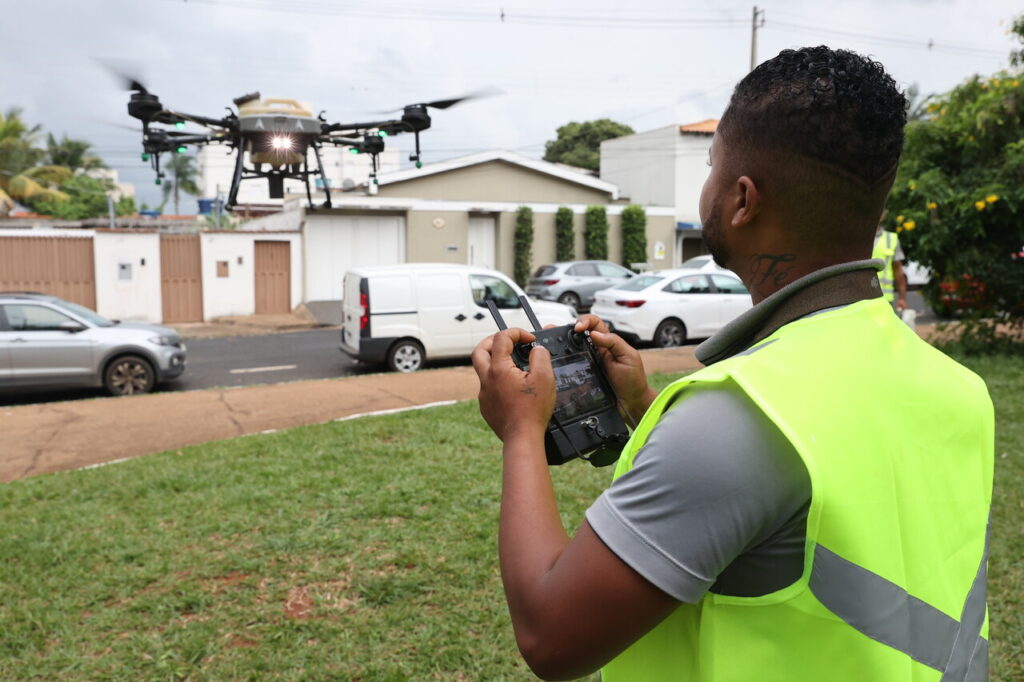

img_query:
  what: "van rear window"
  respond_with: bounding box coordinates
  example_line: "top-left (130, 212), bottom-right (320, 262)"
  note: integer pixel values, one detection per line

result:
top-left (533, 265), bottom-right (557, 277)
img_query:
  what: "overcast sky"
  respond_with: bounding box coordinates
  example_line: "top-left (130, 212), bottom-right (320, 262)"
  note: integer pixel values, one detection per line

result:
top-left (2, 0), bottom-right (1020, 207)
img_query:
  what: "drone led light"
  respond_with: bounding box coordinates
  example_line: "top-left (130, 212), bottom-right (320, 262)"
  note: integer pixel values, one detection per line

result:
top-left (270, 135), bottom-right (295, 151)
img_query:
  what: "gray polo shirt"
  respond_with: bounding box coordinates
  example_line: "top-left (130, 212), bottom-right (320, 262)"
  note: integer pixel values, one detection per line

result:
top-left (585, 260), bottom-right (884, 603)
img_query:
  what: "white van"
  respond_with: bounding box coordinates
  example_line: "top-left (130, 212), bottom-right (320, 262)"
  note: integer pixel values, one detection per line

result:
top-left (339, 263), bottom-right (577, 372)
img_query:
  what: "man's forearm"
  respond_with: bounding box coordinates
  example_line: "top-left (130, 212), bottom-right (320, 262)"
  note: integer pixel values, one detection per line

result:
top-left (499, 433), bottom-right (570, 649)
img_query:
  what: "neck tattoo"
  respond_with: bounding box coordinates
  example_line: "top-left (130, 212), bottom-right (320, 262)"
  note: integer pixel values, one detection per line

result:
top-left (750, 253), bottom-right (797, 289)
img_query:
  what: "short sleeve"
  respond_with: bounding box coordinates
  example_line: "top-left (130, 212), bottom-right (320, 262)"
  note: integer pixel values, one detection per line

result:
top-left (585, 382), bottom-right (811, 603)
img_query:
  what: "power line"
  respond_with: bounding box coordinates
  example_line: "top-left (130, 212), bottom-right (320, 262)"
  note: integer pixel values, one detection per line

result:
top-left (767, 19), bottom-right (1008, 59)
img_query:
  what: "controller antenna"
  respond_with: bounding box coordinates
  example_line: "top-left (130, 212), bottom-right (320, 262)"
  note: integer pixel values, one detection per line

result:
top-left (518, 295), bottom-right (542, 331)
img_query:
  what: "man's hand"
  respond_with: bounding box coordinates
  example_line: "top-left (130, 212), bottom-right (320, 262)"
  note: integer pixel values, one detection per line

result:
top-left (472, 328), bottom-right (556, 443)
top-left (574, 315), bottom-right (657, 423)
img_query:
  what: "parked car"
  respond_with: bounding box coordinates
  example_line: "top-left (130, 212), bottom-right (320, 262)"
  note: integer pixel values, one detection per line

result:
top-left (339, 264), bottom-right (576, 372)
top-left (525, 260), bottom-right (636, 311)
top-left (0, 292), bottom-right (186, 395)
top-left (678, 254), bottom-right (728, 272)
top-left (591, 269), bottom-right (752, 347)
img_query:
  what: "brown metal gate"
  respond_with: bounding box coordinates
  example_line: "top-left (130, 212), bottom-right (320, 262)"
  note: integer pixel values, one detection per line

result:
top-left (0, 235), bottom-right (96, 308)
top-left (160, 235), bottom-right (204, 323)
top-left (254, 241), bottom-right (291, 314)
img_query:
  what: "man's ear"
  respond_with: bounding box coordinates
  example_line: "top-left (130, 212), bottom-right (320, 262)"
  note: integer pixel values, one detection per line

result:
top-left (731, 176), bottom-right (761, 228)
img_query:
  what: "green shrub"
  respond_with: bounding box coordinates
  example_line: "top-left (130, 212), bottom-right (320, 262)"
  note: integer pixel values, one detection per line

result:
top-left (584, 205), bottom-right (608, 260)
top-left (555, 206), bottom-right (575, 262)
top-left (621, 204), bottom-right (647, 269)
top-left (514, 206), bottom-right (534, 286)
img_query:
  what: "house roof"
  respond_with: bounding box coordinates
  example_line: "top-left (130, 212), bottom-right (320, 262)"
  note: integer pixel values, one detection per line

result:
top-left (679, 119), bottom-right (718, 135)
top-left (374, 149), bottom-right (619, 199)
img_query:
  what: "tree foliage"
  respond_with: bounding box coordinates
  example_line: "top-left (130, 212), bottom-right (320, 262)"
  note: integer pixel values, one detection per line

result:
top-left (46, 133), bottom-right (105, 170)
top-left (514, 206), bottom-right (534, 287)
top-left (886, 67), bottom-right (1024, 337)
top-left (543, 119), bottom-right (634, 172)
top-left (34, 174), bottom-right (135, 220)
top-left (621, 204), bottom-right (647, 269)
top-left (584, 206), bottom-right (609, 260)
top-left (555, 206), bottom-right (575, 262)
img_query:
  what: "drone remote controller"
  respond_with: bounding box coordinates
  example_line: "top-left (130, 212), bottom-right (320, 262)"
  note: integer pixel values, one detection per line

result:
top-left (487, 296), bottom-right (629, 467)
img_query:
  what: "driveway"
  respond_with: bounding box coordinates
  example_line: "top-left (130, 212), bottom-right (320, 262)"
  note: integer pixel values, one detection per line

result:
top-left (0, 347), bottom-right (704, 482)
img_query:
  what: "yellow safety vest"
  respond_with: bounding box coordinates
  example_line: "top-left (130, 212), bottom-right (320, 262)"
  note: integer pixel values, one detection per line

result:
top-left (602, 298), bottom-right (993, 681)
top-left (873, 231), bottom-right (899, 301)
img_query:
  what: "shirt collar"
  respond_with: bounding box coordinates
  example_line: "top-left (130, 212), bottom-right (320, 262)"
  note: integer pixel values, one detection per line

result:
top-left (695, 258), bottom-right (885, 365)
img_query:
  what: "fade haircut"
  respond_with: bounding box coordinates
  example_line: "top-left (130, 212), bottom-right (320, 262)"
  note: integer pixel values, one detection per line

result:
top-left (717, 46), bottom-right (908, 250)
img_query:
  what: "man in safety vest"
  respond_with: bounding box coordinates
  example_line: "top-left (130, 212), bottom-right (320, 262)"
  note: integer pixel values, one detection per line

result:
top-left (874, 224), bottom-right (909, 312)
top-left (472, 46), bottom-right (993, 681)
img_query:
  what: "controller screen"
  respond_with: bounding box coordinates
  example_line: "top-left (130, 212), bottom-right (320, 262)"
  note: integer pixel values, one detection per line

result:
top-left (551, 352), bottom-right (612, 422)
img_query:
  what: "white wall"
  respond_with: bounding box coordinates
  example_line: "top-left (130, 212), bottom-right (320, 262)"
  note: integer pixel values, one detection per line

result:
top-left (673, 135), bottom-right (713, 223)
top-left (200, 232), bottom-right (303, 319)
top-left (600, 126), bottom-right (678, 206)
top-left (93, 231), bottom-right (162, 323)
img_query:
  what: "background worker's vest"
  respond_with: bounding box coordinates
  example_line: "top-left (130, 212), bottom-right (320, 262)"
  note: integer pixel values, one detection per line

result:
top-left (873, 231), bottom-right (899, 301)
top-left (602, 299), bottom-right (993, 682)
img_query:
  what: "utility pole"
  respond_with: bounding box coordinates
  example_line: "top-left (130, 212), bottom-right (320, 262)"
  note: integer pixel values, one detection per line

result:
top-left (750, 5), bottom-right (766, 72)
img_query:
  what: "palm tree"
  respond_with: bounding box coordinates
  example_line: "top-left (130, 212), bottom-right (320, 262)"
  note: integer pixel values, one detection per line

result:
top-left (160, 153), bottom-right (200, 215)
top-left (0, 108), bottom-right (68, 208)
top-left (45, 133), bottom-right (105, 171)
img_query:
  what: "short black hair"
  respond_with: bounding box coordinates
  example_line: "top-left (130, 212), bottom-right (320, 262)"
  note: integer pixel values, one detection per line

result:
top-left (720, 46), bottom-right (906, 187)
top-left (717, 47), bottom-right (907, 251)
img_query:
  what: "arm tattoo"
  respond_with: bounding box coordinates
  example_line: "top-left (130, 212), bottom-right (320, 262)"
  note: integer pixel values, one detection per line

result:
top-left (750, 253), bottom-right (797, 288)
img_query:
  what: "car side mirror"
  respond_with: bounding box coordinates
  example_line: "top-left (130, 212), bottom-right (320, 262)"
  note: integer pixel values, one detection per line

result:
top-left (59, 321), bottom-right (86, 333)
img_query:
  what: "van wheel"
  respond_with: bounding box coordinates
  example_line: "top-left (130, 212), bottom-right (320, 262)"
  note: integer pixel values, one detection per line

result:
top-left (104, 355), bottom-right (156, 395)
top-left (387, 340), bottom-right (424, 373)
top-left (654, 319), bottom-right (686, 348)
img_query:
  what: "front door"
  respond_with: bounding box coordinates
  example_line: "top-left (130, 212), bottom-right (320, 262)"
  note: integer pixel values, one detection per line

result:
top-left (254, 241), bottom-right (291, 314)
top-left (1, 303), bottom-right (95, 383)
top-left (468, 216), bottom-right (496, 270)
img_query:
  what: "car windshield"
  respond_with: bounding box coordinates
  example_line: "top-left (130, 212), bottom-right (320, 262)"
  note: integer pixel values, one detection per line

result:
top-left (616, 275), bottom-right (664, 291)
top-left (680, 256), bottom-right (711, 269)
top-left (55, 300), bottom-right (115, 327)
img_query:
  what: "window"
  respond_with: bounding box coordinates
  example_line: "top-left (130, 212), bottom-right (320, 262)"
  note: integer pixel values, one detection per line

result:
top-left (470, 274), bottom-right (521, 309)
top-left (680, 255), bottom-right (711, 269)
top-left (568, 263), bottom-right (599, 277)
top-left (617, 275), bottom-right (664, 291)
top-left (3, 304), bottom-right (77, 331)
top-left (665, 275), bottom-right (712, 294)
top-left (711, 274), bottom-right (748, 294)
top-left (217, 261), bottom-right (230, 278)
top-left (597, 263), bottom-right (631, 278)
top-left (533, 265), bottom-right (557, 277)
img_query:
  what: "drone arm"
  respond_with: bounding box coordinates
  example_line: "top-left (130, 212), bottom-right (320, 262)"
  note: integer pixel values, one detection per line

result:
top-left (159, 109), bottom-right (237, 130)
top-left (321, 118), bottom-right (405, 134)
top-left (226, 139), bottom-right (245, 210)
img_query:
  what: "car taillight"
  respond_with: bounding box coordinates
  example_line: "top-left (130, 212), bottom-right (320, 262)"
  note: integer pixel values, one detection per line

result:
top-left (615, 300), bottom-right (646, 308)
top-left (359, 291), bottom-right (370, 330)
top-left (542, 279), bottom-right (560, 286)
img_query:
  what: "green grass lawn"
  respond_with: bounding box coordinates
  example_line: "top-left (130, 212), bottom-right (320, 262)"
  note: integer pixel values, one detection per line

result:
top-left (0, 362), bottom-right (1021, 681)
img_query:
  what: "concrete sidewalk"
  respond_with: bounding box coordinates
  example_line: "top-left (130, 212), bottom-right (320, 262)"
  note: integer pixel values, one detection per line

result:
top-left (172, 306), bottom-right (327, 340)
top-left (0, 347), bottom-right (703, 483)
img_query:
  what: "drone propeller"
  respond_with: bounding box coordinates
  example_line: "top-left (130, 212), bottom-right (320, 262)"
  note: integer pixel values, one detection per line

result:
top-left (372, 87), bottom-right (502, 114)
top-left (96, 57), bottom-right (151, 93)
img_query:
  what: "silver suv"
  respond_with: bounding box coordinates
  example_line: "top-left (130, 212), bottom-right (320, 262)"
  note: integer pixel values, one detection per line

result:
top-left (525, 260), bottom-right (635, 311)
top-left (0, 293), bottom-right (186, 396)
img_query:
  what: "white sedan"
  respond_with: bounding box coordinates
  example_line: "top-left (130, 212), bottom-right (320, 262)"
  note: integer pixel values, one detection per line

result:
top-left (591, 268), bottom-right (752, 347)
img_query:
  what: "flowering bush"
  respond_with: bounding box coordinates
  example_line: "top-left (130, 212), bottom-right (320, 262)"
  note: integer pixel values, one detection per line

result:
top-left (885, 65), bottom-right (1024, 334)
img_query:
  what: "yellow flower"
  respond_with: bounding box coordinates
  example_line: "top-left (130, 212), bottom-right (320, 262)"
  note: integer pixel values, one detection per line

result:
top-left (927, 202), bottom-right (938, 210)
top-left (1015, 80), bottom-right (1021, 87)
top-left (986, 194), bottom-right (999, 203)
top-left (975, 200), bottom-right (986, 211)
top-left (896, 214), bottom-right (904, 223)
top-left (902, 220), bottom-right (916, 231)
top-left (968, 135), bottom-right (975, 142)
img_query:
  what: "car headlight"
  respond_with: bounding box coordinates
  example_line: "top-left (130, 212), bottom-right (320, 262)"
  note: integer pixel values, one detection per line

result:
top-left (149, 335), bottom-right (180, 347)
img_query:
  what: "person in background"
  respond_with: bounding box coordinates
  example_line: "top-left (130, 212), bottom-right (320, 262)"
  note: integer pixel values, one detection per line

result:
top-left (873, 223), bottom-right (908, 312)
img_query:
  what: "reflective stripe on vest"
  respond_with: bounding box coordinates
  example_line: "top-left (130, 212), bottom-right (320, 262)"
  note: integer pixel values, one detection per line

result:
top-left (601, 299), bottom-right (993, 682)
top-left (873, 231), bottom-right (898, 301)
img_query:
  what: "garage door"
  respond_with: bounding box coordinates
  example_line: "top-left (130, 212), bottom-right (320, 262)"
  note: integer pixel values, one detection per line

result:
top-left (304, 215), bottom-right (405, 301)
top-left (160, 235), bottom-right (204, 323)
top-left (0, 235), bottom-right (96, 308)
